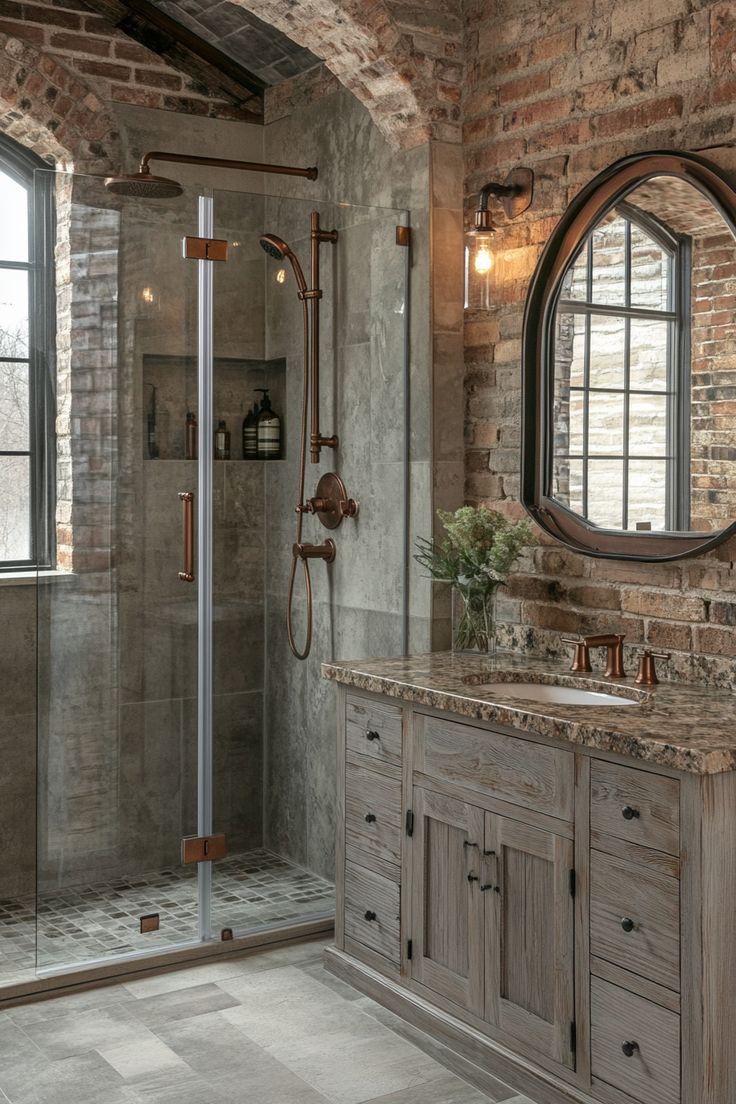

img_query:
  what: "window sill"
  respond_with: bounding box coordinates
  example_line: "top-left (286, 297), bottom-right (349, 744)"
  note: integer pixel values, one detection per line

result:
top-left (0, 569), bottom-right (76, 587)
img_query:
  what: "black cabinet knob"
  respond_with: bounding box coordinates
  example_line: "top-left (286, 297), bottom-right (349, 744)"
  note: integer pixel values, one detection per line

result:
top-left (622, 805), bottom-right (640, 820)
top-left (364, 910), bottom-right (377, 921)
top-left (622, 1041), bottom-right (639, 1058)
top-left (365, 813), bottom-right (377, 823)
top-left (621, 917), bottom-right (635, 933)
top-left (365, 729), bottom-right (380, 742)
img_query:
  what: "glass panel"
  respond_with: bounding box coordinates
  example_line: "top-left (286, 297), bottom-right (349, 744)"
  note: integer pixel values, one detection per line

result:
top-left (568, 390), bottom-right (585, 455)
top-left (0, 360), bottom-right (29, 450)
top-left (31, 171), bottom-right (202, 979)
top-left (589, 313), bottom-right (625, 389)
top-left (629, 393), bottom-right (669, 456)
top-left (0, 268), bottom-right (28, 358)
top-left (209, 189), bottom-right (408, 937)
top-left (630, 318), bottom-right (669, 391)
top-left (562, 244), bottom-right (588, 301)
top-left (587, 459), bottom-right (624, 528)
top-left (628, 460), bottom-right (667, 531)
top-left (588, 391), bottom-right (624, 455)
top-left (630, 223), bottom-right (670, 310)
top-left (0, 453), bottom-right (30, 560)
top-left (0, 170), bottom-right (29, 263)
top-left (591, 212), bottom-right (626, 306)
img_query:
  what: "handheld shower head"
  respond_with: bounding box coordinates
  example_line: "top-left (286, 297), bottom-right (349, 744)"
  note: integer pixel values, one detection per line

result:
top-left (104, 171), bottom-right (184, 199)
top-left (259, 232), bottom-right (308, 296)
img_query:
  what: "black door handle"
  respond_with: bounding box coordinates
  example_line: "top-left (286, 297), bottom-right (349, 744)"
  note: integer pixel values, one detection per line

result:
top-left (622, 1041), bottom-right (639, 1058)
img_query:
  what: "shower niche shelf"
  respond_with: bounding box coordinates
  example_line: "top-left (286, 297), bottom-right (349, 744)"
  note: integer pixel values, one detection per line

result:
top-left (142, 353), bottom-right (286, 461)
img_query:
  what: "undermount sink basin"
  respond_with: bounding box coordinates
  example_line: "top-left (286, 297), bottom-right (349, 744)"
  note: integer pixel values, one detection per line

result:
top-left (466, 681), bottom-right (640, 707)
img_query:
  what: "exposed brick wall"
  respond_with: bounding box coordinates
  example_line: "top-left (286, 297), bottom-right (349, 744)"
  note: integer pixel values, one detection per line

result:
top-left (463, 0), bottom-right (736, 686)
top-left (0, 1), bottom-right (258, 124)
top-left (237, 0), bottom-right (463, 147)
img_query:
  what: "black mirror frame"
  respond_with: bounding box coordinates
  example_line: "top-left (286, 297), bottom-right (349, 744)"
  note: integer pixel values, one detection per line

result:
top-left (522, 149), bottom-right (736, 562)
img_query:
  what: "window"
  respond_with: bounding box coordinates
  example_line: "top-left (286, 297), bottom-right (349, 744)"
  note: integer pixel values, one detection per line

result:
top-left (0, 133), bottom-right (55, 569)
top-left (554, 203), bottom-right (690, 532)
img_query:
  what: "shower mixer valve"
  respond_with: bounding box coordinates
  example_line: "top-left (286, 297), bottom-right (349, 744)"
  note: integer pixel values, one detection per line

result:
top-left (297, 472), bottom-right (359, 530)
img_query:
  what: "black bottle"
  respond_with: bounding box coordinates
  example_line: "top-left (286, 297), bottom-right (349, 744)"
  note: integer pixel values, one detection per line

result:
top-left (242, 401), bottom-right (259, 459)
top-left (256, 389), bottom-right (281, 459)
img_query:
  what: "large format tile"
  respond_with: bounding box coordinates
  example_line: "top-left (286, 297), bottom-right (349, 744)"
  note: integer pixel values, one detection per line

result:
top-left (21, 1004), bottom-right (153, 1061)
top-left (0, 1051), bottom-right (129, 1104)
top-left (126, 982), bottom-right (240, 1029)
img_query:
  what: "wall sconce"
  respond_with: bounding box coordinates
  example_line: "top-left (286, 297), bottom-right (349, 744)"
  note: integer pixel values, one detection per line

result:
top-left (465, 168), bottom-right (534, 309)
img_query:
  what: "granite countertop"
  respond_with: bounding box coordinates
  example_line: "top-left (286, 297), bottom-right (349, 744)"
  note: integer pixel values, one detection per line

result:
top-left (322, 650), bottom-right (736, 775)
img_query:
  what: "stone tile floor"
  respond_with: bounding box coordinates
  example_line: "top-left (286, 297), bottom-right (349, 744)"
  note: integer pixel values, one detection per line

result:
top-left (0, 938), bottom-right (538, 1104)
top-left (0, 851), bottom-right (334, 987)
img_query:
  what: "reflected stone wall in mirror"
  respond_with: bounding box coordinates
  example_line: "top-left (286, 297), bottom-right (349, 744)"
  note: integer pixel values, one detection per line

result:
top-left (523, 151), bottom-right (736, 561)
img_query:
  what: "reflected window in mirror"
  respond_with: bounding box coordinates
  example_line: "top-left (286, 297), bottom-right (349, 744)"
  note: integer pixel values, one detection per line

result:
top-left (552, 203), bottom-right (689, 533)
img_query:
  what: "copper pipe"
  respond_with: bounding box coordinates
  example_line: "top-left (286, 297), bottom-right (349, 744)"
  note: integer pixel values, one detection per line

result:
top-left (309, 211), bottom-right (339, 463)
top-left (178, 491), bottom-right (194, 582)
top-left (141, 151), bottom-right (318, 181)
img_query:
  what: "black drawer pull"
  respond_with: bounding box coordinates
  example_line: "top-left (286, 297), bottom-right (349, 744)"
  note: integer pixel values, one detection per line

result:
top-left (480, 883), bottom-right (498, 892)
top-left (364, 910), bottom-right (377, 922)
top-left (467, 874), bottom-right (479, 883)
top-left (622, 805), bottom-right (640, 820)
top-left (365, 729), bottom-right (380, 742)
top-left (621, 917), bottom-right (635, 933)
top-left (365, 813), bottom-right (377, 823)
top-left (463, 840), bottom-right (478, 849)
top-left (622, 1041), bottom-right (639, 1058)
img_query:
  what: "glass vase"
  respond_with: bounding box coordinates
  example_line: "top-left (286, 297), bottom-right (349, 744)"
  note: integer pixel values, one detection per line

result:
top-left (452, 586), bottom-right (498, 655)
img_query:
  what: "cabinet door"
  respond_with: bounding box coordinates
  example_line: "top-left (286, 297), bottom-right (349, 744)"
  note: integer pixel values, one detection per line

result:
top-left (484, 813), bottom-right (575, 1069)
top-left (410, 786), bottom-right (485, 1017)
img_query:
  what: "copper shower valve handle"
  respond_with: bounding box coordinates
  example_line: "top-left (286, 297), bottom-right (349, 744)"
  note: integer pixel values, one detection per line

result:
top-left (293, 540), bottom-right (336, 563)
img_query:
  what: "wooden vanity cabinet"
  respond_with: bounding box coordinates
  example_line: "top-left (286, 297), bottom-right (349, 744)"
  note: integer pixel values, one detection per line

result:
top-left (328, 686), bottom-right (736, 1104)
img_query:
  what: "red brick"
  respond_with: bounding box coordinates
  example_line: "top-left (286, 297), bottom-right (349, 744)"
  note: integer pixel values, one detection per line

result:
top-left (595, 95), bottom-right (683, 137)
top-left (504, 94), bottom-right (574, 131)
top-left (498, 70), bottom-right (550, 105)
top-left (49, 31), bottom-right (110, 56)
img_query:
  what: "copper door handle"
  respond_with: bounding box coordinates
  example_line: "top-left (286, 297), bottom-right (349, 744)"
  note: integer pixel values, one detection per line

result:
top-left (178, 491), bottom-right (194, 582)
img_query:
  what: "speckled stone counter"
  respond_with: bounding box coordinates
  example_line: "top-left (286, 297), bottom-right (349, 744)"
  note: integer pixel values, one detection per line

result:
top-left (322, 650), bottom-right (736, 774)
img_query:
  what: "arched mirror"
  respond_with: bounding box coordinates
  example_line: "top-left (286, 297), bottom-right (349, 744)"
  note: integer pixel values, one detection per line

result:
top-left (522, 150), bottom-right (736, 560)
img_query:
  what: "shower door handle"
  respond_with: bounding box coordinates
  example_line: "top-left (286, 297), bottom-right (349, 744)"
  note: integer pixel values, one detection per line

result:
top-left (178, 491), bottom-right (195, 582)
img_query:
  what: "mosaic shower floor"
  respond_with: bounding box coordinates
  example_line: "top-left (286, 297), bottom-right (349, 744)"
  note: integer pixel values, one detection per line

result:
top-left (0, 849), bottom-right (334, 989)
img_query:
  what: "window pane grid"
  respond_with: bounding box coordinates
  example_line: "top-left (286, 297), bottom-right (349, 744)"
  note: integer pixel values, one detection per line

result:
top-left (563, 211), bottom-right (677, 530)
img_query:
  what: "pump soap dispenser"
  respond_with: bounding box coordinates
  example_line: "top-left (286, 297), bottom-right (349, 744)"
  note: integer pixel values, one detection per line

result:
top-left (256, 389), bottom-right (281, 459)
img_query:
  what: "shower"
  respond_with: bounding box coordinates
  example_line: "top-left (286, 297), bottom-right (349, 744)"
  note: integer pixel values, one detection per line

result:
top-left (259, 216), bottom-right (358, 660)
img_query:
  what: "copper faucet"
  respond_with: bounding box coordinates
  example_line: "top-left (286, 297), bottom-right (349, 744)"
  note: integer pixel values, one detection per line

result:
top-left (562, 634), bottom-right (626, 678)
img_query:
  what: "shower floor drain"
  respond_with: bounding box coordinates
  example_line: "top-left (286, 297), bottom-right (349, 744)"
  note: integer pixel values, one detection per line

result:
top-left (0, 849), bottom-right (334, 989)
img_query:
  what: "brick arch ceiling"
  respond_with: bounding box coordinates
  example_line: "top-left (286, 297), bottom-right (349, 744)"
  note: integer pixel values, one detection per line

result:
top-left (0, 33), bottom-right (121, 173)
top-left (231, 0), bottom-right (462, 148)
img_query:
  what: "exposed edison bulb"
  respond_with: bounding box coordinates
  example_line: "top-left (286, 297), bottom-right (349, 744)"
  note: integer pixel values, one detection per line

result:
top-left (473, 243), bottom-right (493, 275)
top-left (141, 286), bottom-right (156, 304)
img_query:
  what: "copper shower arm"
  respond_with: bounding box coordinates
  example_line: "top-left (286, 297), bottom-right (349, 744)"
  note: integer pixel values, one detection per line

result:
top-left (139, 151), bottom-right (318, 181)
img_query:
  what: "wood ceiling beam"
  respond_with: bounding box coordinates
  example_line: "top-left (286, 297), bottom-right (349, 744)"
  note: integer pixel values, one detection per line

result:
top-left (83, 0), bottom-right (266, 116)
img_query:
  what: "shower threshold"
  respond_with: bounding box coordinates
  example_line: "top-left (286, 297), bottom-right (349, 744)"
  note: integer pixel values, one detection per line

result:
top-left (0, 849), bottom-right (334, 1000)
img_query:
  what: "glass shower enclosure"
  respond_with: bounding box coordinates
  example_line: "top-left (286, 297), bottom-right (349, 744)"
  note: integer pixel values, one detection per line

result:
top-left (0, 169), bottom-right (409, 990)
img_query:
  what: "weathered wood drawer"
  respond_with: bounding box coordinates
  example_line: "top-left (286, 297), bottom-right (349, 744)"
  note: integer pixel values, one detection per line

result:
top-left (346, 762), bottom-right (401, 868)
top-left (414, 713), bottom-right (574, 821)
top-left (591, 976), bottom-right (680, 1104)
top-left (591, 850), bottom-right (680, 992)
top-left (591, 760), bottom-right (679, 857)
top-left (344, 860), bottom-right (400, 965)
top-left (346, 693), bottom-right (402, 771)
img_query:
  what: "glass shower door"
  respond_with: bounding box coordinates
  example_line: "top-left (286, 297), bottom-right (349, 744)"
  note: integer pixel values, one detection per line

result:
top-left (34, 171), bottom-right (203, 973)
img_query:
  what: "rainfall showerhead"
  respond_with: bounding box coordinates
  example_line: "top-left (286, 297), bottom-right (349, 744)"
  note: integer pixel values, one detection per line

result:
top-left (259, 233), bottom-right (308, 295)
top-left (104, 171), bottom-right (184, 199)
top-left (259, 233), bottom-right (290, 261)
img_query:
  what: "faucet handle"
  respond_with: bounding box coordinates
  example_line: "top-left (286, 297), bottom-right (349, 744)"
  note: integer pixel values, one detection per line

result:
top-left (635, 648), bottom-right (670, 686)
top-left (561, 637), bottom-right (592, 673)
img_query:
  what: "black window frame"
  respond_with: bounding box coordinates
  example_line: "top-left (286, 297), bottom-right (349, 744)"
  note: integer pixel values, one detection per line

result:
top-left (554, 201), bottom-right (691, 533)
top-left (0, 132), bottom-right (56, 571)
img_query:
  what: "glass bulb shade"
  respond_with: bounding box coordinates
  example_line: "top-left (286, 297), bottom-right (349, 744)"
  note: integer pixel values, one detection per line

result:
top-left (465, 231), bottom-right (494, 310)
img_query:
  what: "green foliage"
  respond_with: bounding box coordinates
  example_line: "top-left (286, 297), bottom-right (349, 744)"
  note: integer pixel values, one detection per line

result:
top-left (414, 505), bottom-right (536, 596)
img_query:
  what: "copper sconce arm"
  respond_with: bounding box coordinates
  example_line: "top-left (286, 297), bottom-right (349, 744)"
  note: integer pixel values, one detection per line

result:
top-left (473, 167), bottom-right (535, 230)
